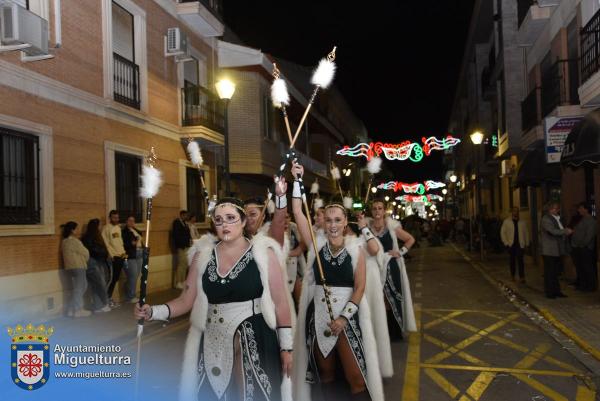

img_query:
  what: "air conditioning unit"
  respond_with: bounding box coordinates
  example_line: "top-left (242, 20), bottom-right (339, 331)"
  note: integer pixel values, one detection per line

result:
top-left (166, 27), bottom-right (187, 55)
top-left (0, 1), bottom-right (49, 56)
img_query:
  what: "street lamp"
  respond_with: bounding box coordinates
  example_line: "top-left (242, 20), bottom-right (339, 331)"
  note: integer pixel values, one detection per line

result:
top-left (216, 78), bottom-right (236, 196)
top-left (450, 174), bottom-right (458, 183)
top-left (371, 187), bottom-right (377, 194)
top-left (470, 130), bottom-right (485, 261)
top-left (442, 188), bottom-right (448, 195)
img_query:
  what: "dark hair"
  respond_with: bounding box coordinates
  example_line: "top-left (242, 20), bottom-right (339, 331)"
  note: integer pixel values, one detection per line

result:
top-left (125, 214), bottom-right (136, 221)
top-left (243, 197), bottom-right (264, 207)
top-left (179, 210), bottom-right (188, 217)
top-left (82, 218), bottom-right (103, 243)
top-left (215, 197), bottom-right (247, 218)
top-left (61, 221), bottom-right (78, 238)
top-left (108, 210), bottom-right (118, 218)
top-left (578, 202), bottom-right (590, 212)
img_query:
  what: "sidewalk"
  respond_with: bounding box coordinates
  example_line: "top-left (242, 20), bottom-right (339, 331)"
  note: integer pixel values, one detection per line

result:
top-left (450, 242), bottom-right (600, 370)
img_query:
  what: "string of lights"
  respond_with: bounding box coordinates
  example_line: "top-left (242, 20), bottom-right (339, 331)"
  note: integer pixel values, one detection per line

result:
top-left (377, 180), bottom-right (446, 193)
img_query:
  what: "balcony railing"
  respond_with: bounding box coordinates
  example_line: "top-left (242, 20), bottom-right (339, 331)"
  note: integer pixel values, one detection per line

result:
top-left (113, 53), bottom-right (140, 110)
top-left (521, 87), bottom-right (540, 133)
top-left (181, 84), bottom-right (225, 133)
top-left (541, 59), bottom-right (580, 117)
top-left (582, 9), bottom-right (600, 84)
top-left (517, 0), bottom-right (535, 28)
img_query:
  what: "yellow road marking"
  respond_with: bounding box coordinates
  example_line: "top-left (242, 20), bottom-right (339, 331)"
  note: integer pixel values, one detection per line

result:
top-left (419, 364), bottom-right (583, 377)
top-left (423, 310), bottom-right (464, 330)
top-left (423, 368), bottom-right (462, 399)
top-left (460, 371), bottom-right (495, 401)
top-left (426, 313), bottom-right (520, 364)
top-left (427, 311), bottom-right (583, 374)
top-left (539, 308), bottom-right (600, 362)
top-left (481, 311), bottom-right (537, 332)
top-left (423, 334), bottom-right (489, 366)
top-left (402, 306), bottom-right (421, 401)
top-left (422, 308), bottom-right (516, 314)
top-left (576, 385), bottom-right (596, 401)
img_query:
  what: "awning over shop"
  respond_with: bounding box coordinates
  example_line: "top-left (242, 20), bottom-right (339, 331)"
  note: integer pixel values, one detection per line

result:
top-left (515, 145), bottom-right (560, 188)
top-left (561, 110), bottom-right (600, 167)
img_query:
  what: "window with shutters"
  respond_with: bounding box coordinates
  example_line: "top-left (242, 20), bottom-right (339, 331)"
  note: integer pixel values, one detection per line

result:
top-left (115, 152), bottom-right (142, 223)
top-left (0, 128), bottom-right (40, 225)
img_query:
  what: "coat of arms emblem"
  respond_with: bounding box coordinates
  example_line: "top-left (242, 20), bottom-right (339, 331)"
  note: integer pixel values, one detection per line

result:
top-left (8, 323), bottom-right (53, 390)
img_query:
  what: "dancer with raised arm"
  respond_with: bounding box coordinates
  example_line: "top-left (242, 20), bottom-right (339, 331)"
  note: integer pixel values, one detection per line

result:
top-left (291, 161), bottom-right (383, 401)
top-left (134, 198), bottom-right (293, 401)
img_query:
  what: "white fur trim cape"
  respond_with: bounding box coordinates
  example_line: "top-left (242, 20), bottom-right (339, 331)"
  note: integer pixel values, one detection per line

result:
top-left (357, 234), bottom-right (394, 378)
top-left (382, 217), bottom-right (417, 333)
top-left (292, 233), bottom-right (384, 401)
top-left (180, 233), bottom-right (292, 401)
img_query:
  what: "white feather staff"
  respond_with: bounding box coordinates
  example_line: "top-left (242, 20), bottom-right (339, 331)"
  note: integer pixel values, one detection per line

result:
top-left (330, 161), bottom-right (344, 200)
top-left (186, 137), bottom-right (209, 201)
top-left (364, 157), bottom-right (382, 205)
top-left (271, 64), bottom-right (293, 145)
top-left (343, 196), bottom-right (353, 210)
top-left (135, 148), bottom-right (163, 400)
top-left (290, 47), bottom-right (337, 148)
top-left (314, 197), bottom-right (324, 210)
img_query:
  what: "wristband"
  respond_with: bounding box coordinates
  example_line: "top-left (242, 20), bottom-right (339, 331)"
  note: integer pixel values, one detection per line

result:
top-left (277, 327), bottom-right (293, 351)
top-left (340, 301), bottom-right (359, 322)
top-left (361, 227), bottom-right (375, 241)
top-left (292, 181), bottom-right (302, 198)
top-left (149, 304), bottom-right (170, 321)
top-left (399, 246), bottom-right (409, 256)
top-left (275, 194), bottom-right (287, 209)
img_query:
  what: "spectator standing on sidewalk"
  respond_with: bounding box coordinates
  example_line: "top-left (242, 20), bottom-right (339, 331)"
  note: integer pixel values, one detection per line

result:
top-left (570, 202), bottom-right (597, 292)
top-left (540, 201), bottom-right (573, 299)
top-left (102, 210), bottom-right (127, 307)
top-left (171, 210), bottom-right (192, 289)
top-left (61, 221), bottom-right (91, 318)
top-left (500, 207), bottom-right (530, 283)
top-left (188, 213), bottom-right (201, 240)
top-left (122, 215), bottom-right (143, 303)
top-left (81, 219), bottom-right (111, 313)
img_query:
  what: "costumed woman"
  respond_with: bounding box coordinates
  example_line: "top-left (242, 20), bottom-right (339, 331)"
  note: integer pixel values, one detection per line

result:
top-left (134, 198), bottom-right (293, 401)
top-left (291, 162), bottom-right (384, 401)
top-left (367, 199), bottom-right (417, 340)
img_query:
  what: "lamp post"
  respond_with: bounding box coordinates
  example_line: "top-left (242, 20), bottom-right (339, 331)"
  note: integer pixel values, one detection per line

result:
top-left (470, 130), bottom-right (485, 261)
top-left (216, 78), bottom-right (236, 196)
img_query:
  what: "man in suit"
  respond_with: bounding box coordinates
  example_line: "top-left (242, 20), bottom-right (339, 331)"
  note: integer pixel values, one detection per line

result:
top-left (540, 201), bottom-right (573, 299)
top-left (171, 210), bottom-right (192, 289)
top-left (570, 202), bottom-right (597, 291)
top-left (500, 207), bottom-right (530, 283)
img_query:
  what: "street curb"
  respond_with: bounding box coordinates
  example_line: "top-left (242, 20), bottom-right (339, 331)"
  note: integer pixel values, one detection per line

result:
top-left (449, 243), bottom-right (600, 365)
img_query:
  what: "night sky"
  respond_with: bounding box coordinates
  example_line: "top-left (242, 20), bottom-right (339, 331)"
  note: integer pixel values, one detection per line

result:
top-left (223, 1), bottom-right (475, 182)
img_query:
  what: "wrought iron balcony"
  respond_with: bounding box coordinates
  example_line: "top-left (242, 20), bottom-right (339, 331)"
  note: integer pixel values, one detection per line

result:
top-left (541, 59), bottom-right (580, 117)
top-left (581, 9), bottom-right (600, 84)
top-left (521, 87), bottom-right (540, 133)
top-left (113, 53), bottom-right (140, 110)
top-left (181, 84), bottom-right (225, 133)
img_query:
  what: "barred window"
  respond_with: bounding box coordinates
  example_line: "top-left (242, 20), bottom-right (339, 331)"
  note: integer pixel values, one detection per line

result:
top-left (186, 167), bottom-right (205, 222)
top-left (0, 128), bottom-right (40, 225)
top-left (115, 152), bottom-right (142, 223)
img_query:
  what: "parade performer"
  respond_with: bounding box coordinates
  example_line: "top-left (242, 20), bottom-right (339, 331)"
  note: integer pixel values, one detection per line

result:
top-left (354, 212), bottom-right (394, 378)
top-left (135, 198), bottom-right (293, 401)
top-left (291, 162), bottom-right (383, 401)
top-left (367, 199), bottom-right (417, 339)
top-left (286, 213), bottom-right (307, 306)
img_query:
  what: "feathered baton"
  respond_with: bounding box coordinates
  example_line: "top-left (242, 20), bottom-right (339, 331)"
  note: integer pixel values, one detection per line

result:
top-left (135, 148), bottom-right (162, 400)
top-left (186, 137), bottom-right (209, 202)
top-left (330, 161), bottom-right (344, 201)
top-left (364, 156), bottom-right (382, 205)
top-left (290, 47), bottom-right (337, 148)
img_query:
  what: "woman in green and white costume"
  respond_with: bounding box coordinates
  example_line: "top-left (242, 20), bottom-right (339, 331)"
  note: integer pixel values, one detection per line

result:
top-left (367, 199), bottom-right (417, 339)
top-left (291, 162), bottom-right (384, 401)
top-left (135, 198), bottom-right (293, 401)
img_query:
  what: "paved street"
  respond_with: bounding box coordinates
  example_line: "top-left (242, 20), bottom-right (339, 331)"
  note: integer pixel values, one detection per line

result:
top-left (4, 244), bottom-right (598, 401)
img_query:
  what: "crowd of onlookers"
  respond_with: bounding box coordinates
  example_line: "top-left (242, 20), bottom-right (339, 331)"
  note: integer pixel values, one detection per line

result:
top-left (60, 209), bottom-right (202, 318)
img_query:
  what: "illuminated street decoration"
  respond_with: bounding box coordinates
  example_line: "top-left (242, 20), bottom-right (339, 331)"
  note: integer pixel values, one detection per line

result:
top-left (336, 135), bottom-right (460, 161)
top-left (377, 180), bottom-right (446, 193)
top-left (396, 194), bottom-right (443, 203)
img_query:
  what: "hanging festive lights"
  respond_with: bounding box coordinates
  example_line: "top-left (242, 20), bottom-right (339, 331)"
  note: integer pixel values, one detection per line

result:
top-left (395, 194), bottom-right (443, 203)
top-left (377, 180), bottom-right (446, 193)
top-left (336, 135), bottom-right (461, 161)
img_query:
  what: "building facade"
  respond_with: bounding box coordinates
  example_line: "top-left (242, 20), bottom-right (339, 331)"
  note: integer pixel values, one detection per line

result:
top-left (0, 0), bottom-right (226, 322)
